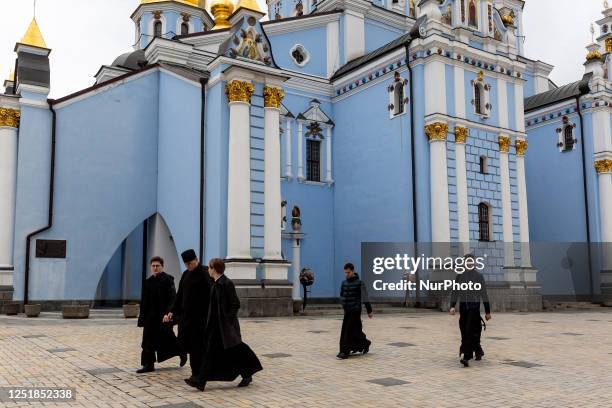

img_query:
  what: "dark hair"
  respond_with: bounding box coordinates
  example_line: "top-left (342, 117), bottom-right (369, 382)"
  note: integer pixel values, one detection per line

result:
top-left (209, 258), bottom-right (226, 274)
top-left (343, 262), bottom-right (354, 271)
top-left (150, 256), bottom-right (164, 266)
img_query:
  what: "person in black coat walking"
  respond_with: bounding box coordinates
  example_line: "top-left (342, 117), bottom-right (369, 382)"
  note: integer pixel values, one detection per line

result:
top-left (449, 254), bottom-right (492, 367)
top-left (137, 256), bottom-right (186, 373)
top-left (337, 263), bottom-right (373, 360)
top-left (186, 258), bottom-right (263, 392)
top-left (163, 249), bottom-right (211, 382)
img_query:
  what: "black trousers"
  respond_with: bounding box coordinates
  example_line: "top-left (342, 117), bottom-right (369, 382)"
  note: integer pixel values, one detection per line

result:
top-left (339, 310), bottom-right (370, 354)
top-left (458, 308), bottom-right (484, 360)
top-left (189, 348), bottom-right (204, 378)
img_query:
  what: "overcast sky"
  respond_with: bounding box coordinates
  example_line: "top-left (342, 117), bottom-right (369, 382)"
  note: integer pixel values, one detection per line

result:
top-left (0, 0), bottom-right (604, 98)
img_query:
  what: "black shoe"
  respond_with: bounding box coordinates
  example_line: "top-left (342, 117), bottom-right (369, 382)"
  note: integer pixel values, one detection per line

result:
top-left (475, 354), bottom-right (483, 361)
top-left (136, 365), bottom-right (154, 374)
top-left (460, 359), bottom-right (469, 367)
top-left (336, 352), bottom-right (349, 360)
top-left (238, 376), bottom-right (252, 387)
top-left (363, 340), bottom-right (371, 355)
top-left (179, 354), bottom-right (188, 367)
top-left (196, 381), bottom-right (206, 392)
top-left (184, 377), bottom-right (199, 388)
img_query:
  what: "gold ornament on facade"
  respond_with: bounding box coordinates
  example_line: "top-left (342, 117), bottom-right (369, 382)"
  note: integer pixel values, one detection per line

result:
top-left (263, 86), bottom-right (285, 109)
top-left (424, 122), bottom-right (448, 142)
top-left (594, 159), bottom-right (612, 174)
top-left (606, 38), bottom-right (612, 53)
top-left (586, 50), bottom-right (602, 61)
top-left (477, 70), bottom-right (484, 82)
top-left (225, 80), bottom-right (254, 103)
top-left (153, 10), bottom-right (162, 19)
top-left (501, 11), bottom-right (514, 27)
top-left (454, 126), bottom-right (468, 144)
top-left (515, 139), bottom-right (528, 156)
top-left (498, 135), bottom-right (511, 153)
top-left (0, 108), bottom-right (21, 128)
top-left (210, 0), bottom-right (234, 29)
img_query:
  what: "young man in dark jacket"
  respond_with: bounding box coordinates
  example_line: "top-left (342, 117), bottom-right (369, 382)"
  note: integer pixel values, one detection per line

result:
top-left (449, 254), bottom-right (492, 367)
top-left (137, 256), bottom-right (186, 373)
top-left (337, 263), bottom-right (373, 360)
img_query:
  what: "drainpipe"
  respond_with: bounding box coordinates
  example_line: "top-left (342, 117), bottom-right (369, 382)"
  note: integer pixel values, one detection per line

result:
top-left (199, 77), bottom-right (209, 261)
top-left (24, 100), bottom-right (56, 305)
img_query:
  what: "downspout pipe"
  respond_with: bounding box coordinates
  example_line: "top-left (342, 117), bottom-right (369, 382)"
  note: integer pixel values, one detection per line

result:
top-left (24, 99), bottom-right (56, 305)
top-left (199, 76), bottom-right (209, 261)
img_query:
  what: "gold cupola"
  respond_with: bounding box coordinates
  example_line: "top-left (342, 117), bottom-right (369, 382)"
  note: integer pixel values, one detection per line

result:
top-left (210, 0), bottom-right (234, 29)
top-left (140, 0), bottom-right (205, 7)
top-left (235, 0), bottom-right (261, 12)
top-left (20, 17), bottom-right (47, 48)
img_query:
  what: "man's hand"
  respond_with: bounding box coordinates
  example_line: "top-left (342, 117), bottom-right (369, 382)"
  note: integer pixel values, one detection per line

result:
top-left (163, 312), bottom-right (173, 323)
top-left (368, 313), bottom-right (373, 319)
top-left (449, 307), bottom-right (456, 315)
top-left (485, 313), bottom-right (491, 321)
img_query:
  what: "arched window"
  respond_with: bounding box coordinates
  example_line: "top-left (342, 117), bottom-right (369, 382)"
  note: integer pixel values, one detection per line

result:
top-left (563, 126), bottom-right (574, 151)
top-left (474, 83), bottom-right (483, 114)
top-left (468, 0), bottom-right (477, 28)
top-left (181, 22), bottom-right (189, 36)
top-left (478, 203), bottom-right (490, 241)
top-left (154, 21), bottom-right (163, 37)
top-left (394, 83), bottom-right (405, 115)
top-left (479, 155), bottom-right (487, 174)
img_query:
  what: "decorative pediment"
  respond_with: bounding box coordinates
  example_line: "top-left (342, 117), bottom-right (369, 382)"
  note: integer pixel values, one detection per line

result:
top-left (218, 16), bottom-right (275, 67)
top-left (296, 99), bottom-right (333, 126)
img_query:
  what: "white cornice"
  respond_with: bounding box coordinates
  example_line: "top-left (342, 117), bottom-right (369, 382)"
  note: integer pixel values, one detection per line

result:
top-left (262, 13), bottom-right (341, 36)
top-left (0, 94), bottom-right (20, 110)
top-left (426, 113), bottom-right (527, 138)
top-left (131, 3), bottom-right (210, 22)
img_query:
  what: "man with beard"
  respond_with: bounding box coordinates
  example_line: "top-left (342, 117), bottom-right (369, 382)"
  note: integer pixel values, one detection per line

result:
top-left (137, 256), bottom-right (187, 373)
top-left (163, 249), bottom-right (211, 383)
top-left (337, 263), bottom-right (373, 360)
top-left (449, 254), bottom-right (491, 367)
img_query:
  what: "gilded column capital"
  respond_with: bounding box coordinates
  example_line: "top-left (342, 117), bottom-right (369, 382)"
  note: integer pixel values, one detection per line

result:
top-left (225, 80), bottom-right (254, 104)
top-left (424, 122), bottom-right (448, 142)
top-left (498, 135), bottom-right (511, 153)
top-left (594, 159), bottom-right (612, 174)
top-left (263, 86), bottom-right (285, 109)
top-left (515, 139), bottom-right (528, 157)
top-left (0, 107), bottom-right (20, 128)
top-left (454, 126), bottom-right (468, 144)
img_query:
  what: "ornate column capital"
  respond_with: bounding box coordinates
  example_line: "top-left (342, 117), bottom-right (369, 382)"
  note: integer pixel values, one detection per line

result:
top-left (263, 86), bottom-right (284, 109)
top-left (454, 126), bottom-right (468, 144)
top-left (0, 108), bottom-right (20, 128)
top-left (498, 135), bottom-right (511, 153)
top-left (225, 80), bottom-right (254, 104)
top-left (595, 159), bottom-right (612, 174)
top-left (515, 139), bottom-right (528, 157)
top-left (425, 122), bottom-right (448, 142)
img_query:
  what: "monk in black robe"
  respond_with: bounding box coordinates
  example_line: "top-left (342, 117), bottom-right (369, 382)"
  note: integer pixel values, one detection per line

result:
top-left (187, 258), bottom-right (262, 392)
top-left (163, 249), bottom-right (211, 382)
top-left (449, 254), bottom-right (491, 367)
top-left (137, 256), bottom-right (186, 373)
top-left (337, 263), bottom-right (373, 360)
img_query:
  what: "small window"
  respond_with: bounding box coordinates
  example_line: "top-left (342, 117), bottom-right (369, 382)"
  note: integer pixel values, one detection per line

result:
top-left (563, 126), bottom-right (574, 151)
top-left (306, 139), bottom-right (321, 182)
top-left (290, 44), bottom-right (310, 67)
top-left (393, 83), bottom-right (405, 115)
top-left (181, 22), bottom-right (189, 36)
top-left (468, 0), bottom-right (477, 28)
top-left (479, 156), bottom-right (487, 174)
top-left (154, 21), bottom-right (163, 37)
top-left (478, 203), bottom-right (490, 241)
top-left (474, 83), bottom-right (483, 114)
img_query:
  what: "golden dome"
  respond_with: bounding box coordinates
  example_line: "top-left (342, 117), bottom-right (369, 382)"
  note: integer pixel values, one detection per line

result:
top-left (20, 18), bottom-right (47, 48)
top-left (140, 0), bottom-right (206, 8)
top-left (8, 70), bottom-right (14, 82)
top-left (235, 0), bottom-right (261, 12)
top-left (210, 0), bottom-right (234, 29)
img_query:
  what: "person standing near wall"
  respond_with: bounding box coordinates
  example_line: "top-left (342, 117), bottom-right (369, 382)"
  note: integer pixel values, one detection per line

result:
top-left (137, 256), bottom-right (186, 373)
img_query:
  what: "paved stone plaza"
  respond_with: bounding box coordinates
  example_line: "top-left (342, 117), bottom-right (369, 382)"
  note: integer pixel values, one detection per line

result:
top-left (1, 309), bottom-right (612, 407)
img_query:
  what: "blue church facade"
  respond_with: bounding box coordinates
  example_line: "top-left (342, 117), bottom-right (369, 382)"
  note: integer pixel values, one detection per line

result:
top-left (0, 0), bottom-right (610, 314)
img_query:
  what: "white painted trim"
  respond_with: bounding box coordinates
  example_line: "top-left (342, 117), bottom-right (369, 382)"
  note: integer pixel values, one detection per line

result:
top-left (429, 135), bottom-right (451, 242)
top-left (264, 106), bottom-right (284, 260)
top-left (0, 126), bottom-right (18, 269)
top-left (499, 148), bottom-right (514, 266)
top-left (497, 77), bottom-right (508, 128)
top-left (343, 11), bottom-right (365, 62)
top-left (516, 151), bottom-right (531, 266)
top-left (325, 126), bottom-right (333, 184)
top-left (514, 81), bottom-right (525, 132)
top-left (597, 173), bottom-right (612, 243)
top-left (426, 113), bottom-right (527, 138)
top-left (148, 13), bottom-right (168, 39)
top-left (454, 66), bottom-right (466, 118)
top-left (326, 20), bottom-right (340, 78)
top-left (175, 16), bottom-right (195, 36)
top-left (261, 12), bottom-right (340, 35)
top-left (297, 121), bottom-right (304, 180)
top-left (455, 140), bottom-right (470, 243)
top-left (424, 59), bottom-right (446, 115)
top-left (285, 118), bottom-right (293, 178)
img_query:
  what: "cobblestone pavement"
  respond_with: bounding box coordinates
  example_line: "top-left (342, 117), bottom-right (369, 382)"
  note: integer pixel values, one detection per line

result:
top-left (1, 309), bottom-right (612, 407)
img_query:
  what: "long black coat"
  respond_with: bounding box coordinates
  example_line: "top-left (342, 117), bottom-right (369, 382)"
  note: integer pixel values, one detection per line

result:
top-left (138, 272), bottom-right (180, 361)
top-left (171, 264), bottom-right (212, 352)
top-left (206, 274), bottom-right (242, 349)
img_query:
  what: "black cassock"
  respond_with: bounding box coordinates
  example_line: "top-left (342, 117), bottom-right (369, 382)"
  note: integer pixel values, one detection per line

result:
top-left (197, 274), bottom-right (262, 383)
top-left (450, 269), bottom-right (490, 361)
top-left (138, 272), bottom-right (182, 366)
top-left (339, 274), bottom-right (372, 354)
top-left (170, 264), bottom-right (212, 377)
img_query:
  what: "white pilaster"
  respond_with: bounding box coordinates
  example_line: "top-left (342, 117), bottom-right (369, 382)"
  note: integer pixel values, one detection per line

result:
top-left (454, 127), bottom-right (469, 245)
top-left (515, 139), bottom-right (531, 267)
top-left (497, 78), bottom-right (509, 129)
top-left (514, 82), bottom-right (525, 132)
top-left (426, 122), bottom-right (450, 242)
top-left (226, 81), bottom-right (253, 262)
top-left (292, 237), bottom-right (302, 300)
top-left (598, 172), bottom-right (612, 242)
top-left (325, 126), bottom-right (333, 184)
top-left (343, 10), bottom-right (365, 62)
top-left (297, 121), bottom-right (304, 180)
top-left (424, 60), bottom-right (446, 115)
top-left (591, 108), bottom-right (612, 154)
top-left (498, 136), bottom-right (514, 267)
top-left (326, 20), bottom-right (340, 78)
top-left (454, 66), bottom-right (466, 118)
top-left (263, 94), bottom-right (283, 261)
top-left (0, 121), bottom-right (18, 285)
top-left (285, 118), bottom-right (292, 178)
